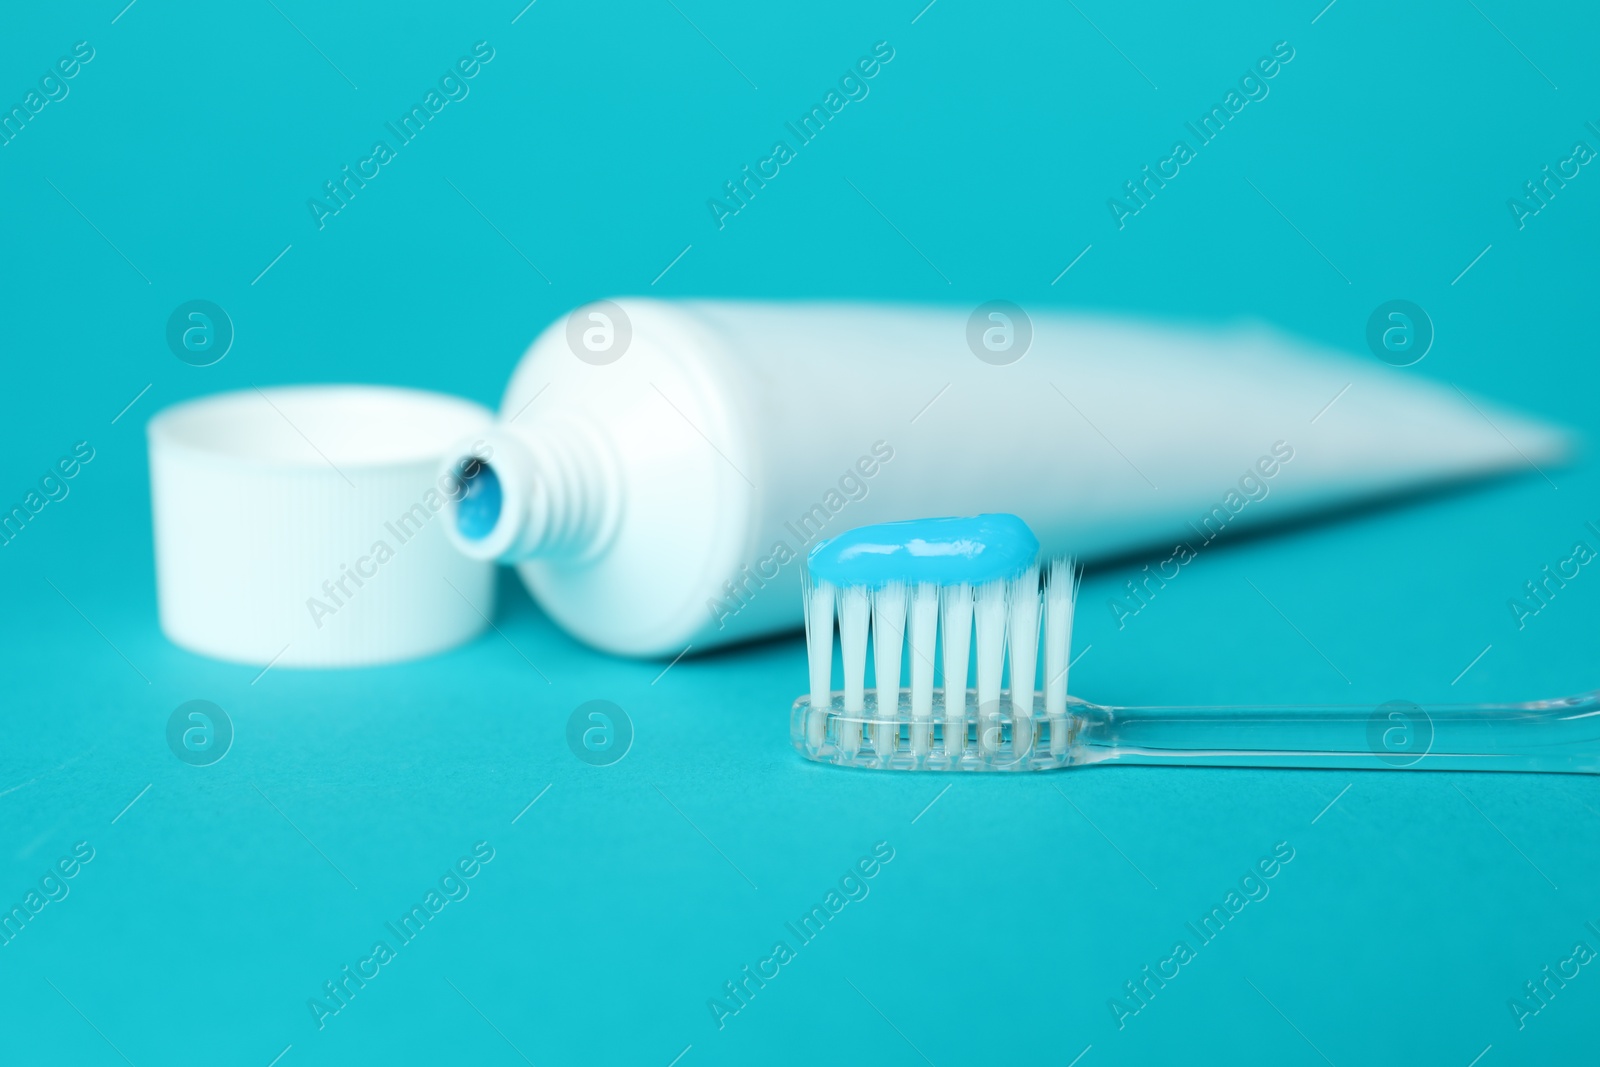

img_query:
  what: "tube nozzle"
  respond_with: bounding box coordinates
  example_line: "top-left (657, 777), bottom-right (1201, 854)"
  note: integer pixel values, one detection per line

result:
top-left (440, 426), bottom-right (617, 563)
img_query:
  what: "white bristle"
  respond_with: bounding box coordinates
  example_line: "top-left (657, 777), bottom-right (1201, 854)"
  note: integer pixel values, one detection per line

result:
top-left (939, 582), bottom-right (973, 758)
top-left (973, 578), bottom-right (1009, 756)
top-left (907, 581), bottom-right (939, 757)
top-left (803, 575), bottom-right (834, 748)
top-left (871, 581), bottom-right (907, 758)
top-left (1007, 565), bottom-right (1042, 755)
top-left (1046, 558), bottom-right (1080, 756)
top-left (838, 585), bottom-right (870, 756)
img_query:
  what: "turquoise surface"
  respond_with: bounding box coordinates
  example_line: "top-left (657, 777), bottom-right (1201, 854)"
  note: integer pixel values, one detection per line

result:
top-left (2, 1), bottom-right (1598, 1064)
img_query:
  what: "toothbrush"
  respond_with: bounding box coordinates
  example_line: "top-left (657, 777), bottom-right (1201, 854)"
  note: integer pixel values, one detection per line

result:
top-left (794, 515), bottom-right (1600, 774)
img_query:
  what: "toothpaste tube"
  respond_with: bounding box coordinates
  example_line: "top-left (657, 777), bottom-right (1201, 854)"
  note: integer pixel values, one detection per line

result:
top-left (441, 299), bottom-right (1568, 657)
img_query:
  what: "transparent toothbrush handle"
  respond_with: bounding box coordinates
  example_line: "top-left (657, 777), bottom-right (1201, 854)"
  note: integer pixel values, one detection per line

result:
top-left (1079, 691), bottom-right (1600, 775)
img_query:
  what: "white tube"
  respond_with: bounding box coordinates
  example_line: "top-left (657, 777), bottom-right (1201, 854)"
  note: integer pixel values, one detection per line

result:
top-left (441, 299), bottom-right (1569, 658)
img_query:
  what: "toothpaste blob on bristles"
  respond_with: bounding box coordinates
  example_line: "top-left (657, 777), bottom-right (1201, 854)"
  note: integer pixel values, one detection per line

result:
top-left (806, 514), bottom-right (1040, 588)
top-left (801, 514), bottom-right (1079, 763)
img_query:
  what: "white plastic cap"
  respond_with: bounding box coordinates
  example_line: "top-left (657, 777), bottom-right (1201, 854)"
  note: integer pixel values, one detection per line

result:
top-left (148, 385), bottom-right (496, 668)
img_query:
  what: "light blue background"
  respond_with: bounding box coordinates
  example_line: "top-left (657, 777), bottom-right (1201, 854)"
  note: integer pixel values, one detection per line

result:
top-left (2, 1), bottom-right (1597, 1063)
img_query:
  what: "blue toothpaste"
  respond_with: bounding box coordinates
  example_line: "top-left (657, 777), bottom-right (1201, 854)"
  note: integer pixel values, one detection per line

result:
top-left (806, 514), bottom-right (1040, 587)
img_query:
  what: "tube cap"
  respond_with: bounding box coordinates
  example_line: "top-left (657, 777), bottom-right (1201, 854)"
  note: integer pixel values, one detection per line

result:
top-left (148, 385), bottom-right (496, 668)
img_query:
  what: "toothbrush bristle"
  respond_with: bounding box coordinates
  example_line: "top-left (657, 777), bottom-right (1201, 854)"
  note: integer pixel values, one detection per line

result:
top-left (870, 581), bottom-right (908, 758)
top-left (1007, 565), bottom-right (1043, 753)
top-left (871, 581), bottom-right (908, 700)
top-left (907, 582), bottom-right (939, 756)
top-left (1044, 558), bottom-right (1079, 717)
top-left (803, 571), bottom-right (834, 749)
top-left (803, 571), bottom-right (834, 708)
top-left (973, 578), bottom-right (1009, 756)
top-left (837, 585), bottom-right (870, 755)
top-left (939, 582), bottom-right (974, 757)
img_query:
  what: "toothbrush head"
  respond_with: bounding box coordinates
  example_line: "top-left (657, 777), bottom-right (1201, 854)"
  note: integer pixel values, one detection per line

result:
top-left (795, 514), bottom-right (1080, 771)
